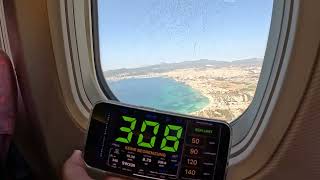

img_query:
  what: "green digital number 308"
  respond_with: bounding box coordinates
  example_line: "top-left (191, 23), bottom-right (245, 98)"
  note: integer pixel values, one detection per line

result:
top-left (115, 116), bottom-right (183, 152)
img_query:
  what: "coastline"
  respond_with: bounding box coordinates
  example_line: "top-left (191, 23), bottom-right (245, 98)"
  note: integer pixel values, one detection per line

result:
top-left (107, 76), bottom-right (210, 114)
top-left (162, 67), bottom-right (259, 121)
top-left (105, 66), bottom-right (260, 122)
top-left (164, 77), bottom-right (212, 114)
top-left (163, 75), bottom-right (223, 119)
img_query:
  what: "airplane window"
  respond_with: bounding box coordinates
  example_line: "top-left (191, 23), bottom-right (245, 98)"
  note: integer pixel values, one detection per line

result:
top-left (97, 0), bottom-right (273, 122)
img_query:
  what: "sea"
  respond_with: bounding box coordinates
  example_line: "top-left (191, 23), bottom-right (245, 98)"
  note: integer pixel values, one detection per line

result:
top-left (108, 77), bottom-right (209, 114)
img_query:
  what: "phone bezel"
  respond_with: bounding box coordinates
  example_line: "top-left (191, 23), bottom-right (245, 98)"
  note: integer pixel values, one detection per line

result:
top-left (84, 100), bottom-right (232, 180)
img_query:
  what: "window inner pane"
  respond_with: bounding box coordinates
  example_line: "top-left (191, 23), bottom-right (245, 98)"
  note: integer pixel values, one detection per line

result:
top-left (98, 0), bottom-right (273, 122)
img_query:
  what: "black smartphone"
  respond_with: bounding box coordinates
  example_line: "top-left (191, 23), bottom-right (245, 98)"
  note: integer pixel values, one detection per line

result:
top-left (84, 101), bottom-right (231, 180)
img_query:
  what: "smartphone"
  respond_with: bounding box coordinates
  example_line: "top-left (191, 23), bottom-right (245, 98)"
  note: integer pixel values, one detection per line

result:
top-left (84, 101), bottom-right (231, 180)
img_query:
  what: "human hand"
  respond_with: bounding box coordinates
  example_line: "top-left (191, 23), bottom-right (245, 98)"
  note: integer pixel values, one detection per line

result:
top-left (63, 150), bottom-right (125, 180)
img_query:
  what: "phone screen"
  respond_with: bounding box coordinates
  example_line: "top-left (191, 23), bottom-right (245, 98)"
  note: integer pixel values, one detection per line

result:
top-left (84, 102), bottom-right (231, 180)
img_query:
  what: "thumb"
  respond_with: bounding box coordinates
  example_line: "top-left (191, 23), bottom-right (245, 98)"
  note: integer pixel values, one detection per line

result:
top-left (105, 177), bottom-right (127, 180)
top-left (63, 150), bottom-right (93, 180)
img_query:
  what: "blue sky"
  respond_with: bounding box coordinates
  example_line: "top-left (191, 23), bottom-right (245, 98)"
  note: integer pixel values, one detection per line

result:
top-left (98, 0), bottom-right (273, 70)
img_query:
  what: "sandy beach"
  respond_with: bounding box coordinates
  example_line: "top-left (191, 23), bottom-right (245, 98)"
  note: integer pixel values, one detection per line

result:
top-left (106, 64), bottom-right (261, 122)
top-left (162, 66), bottom-right (260, 121)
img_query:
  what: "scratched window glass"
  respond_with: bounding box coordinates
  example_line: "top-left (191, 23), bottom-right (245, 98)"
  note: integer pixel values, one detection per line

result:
top-left (98, 0), bottom-right (273, 122)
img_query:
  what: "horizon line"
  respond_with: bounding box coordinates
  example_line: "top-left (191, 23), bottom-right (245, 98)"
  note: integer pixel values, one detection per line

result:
top-left (103, 57), bottom-right (264, 71)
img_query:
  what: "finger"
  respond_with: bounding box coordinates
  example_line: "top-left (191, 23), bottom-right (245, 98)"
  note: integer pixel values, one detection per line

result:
top-left (104, 176), bottom-right (127, 180)
top-left (66, 150), bottom-right (85, 167)
top-left (63, 150), bottom-right (93, 180)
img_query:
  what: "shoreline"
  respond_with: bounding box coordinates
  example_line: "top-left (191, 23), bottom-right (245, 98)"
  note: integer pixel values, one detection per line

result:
top-left (107, 76), bottom-right (210, 113)
top-left (105, 66), bottom-right (260, 122)
top-left (166, 76), bottom-right (213, 114)
top-left (165, 76), bottom-right (223, 119)
top-left (162, 67), bottom-right (259, 121)
top-left (107, 75), bottom-right (230, 120)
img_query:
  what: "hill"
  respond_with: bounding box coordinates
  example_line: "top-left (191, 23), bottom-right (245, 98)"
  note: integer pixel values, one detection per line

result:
top-left (104, 58), bottom-right (263, 77)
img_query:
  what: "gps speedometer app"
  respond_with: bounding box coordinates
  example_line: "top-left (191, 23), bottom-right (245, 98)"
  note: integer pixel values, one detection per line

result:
top-left (84, 102), bottom-right (231, 180)
top-left (109, 110), bottom-right (186, 178)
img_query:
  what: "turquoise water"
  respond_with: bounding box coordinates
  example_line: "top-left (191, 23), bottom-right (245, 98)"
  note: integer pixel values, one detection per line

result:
top-left (108, 77), bottom-right (209, 114)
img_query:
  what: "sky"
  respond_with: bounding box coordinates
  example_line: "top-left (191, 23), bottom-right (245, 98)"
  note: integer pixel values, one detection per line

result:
top-left (98, 0), bottom-right (273, 70)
